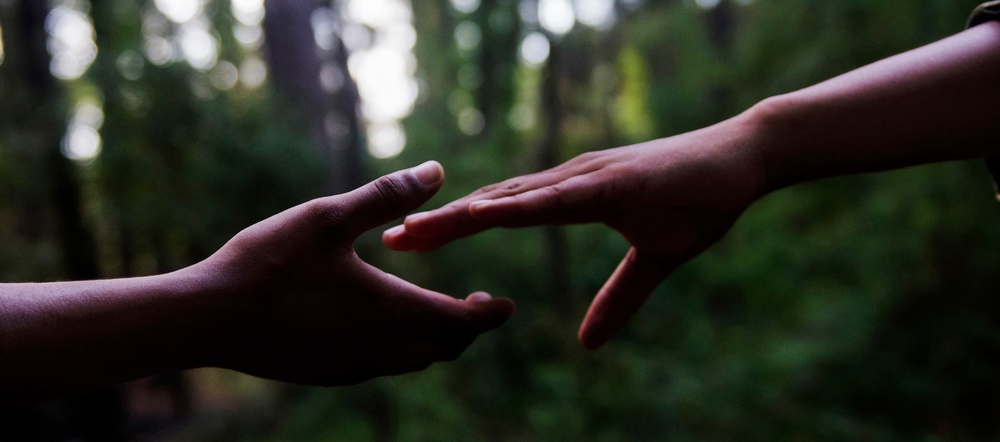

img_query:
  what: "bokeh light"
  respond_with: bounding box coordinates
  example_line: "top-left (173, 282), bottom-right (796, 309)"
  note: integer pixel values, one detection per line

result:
top-left (574, 0), bottom-right (616, 29)
top-left (116, 50), bottom-right (144, 81)
top-left (46, 4), bottom-right (98, 80)
top-left (367, 122), bottom-right (406, 159)
top-left (345, 0), bottom-right (419, 159)
top-left (454, 21), bottom-right (482, 53)
top-left (519, 31), bottom-right (551, 66)
top-left (61, 100), bottom-right (104, 162)
top-left (0, 21), bottom-right (5, 67)
top-left (450, 0), bottom-right (481, 14)
top-left (210, 60), bottom-right (239, 90)
top-left (349, 47), bottom-right (418, 122)
top-left (457, 107), bottom-right (485, 135)
top-left (232, 0), bottom-right (265, 50)
top-left (178, 20), bottom-right (219, 71)
top-left (231, 0), bottom-right (265, 26)
top-left (154, 0), bottom-right (202, 24)
top-left (538, 0), bottom-right (575, 36)
top-left (239, 57), bottom-right (267, 89)
top-left (696, 0), bottom-right (722, 9)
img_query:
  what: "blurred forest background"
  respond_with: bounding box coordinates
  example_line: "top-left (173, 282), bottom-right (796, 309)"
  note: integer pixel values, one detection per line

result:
top-left (2, 0), bottom-right (1000, 440)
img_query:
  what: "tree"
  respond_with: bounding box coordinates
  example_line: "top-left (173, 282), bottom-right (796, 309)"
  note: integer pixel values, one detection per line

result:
top-left (263, 0), bottom-right (364, 195)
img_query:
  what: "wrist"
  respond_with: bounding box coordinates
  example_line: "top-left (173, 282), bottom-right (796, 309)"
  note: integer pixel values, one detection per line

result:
top-left (674, 106), bottom-right (773, 208)
top-left (740, 93), bottom-right (810, 194)
top-left (163, 264), bottom-right (245, 370)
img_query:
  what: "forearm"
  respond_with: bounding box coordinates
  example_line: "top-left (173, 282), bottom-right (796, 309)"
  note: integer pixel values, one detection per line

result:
top-left (0, 268), bottom-right (228, 405)
top-left (747, 21), bottom-right (1000, 192)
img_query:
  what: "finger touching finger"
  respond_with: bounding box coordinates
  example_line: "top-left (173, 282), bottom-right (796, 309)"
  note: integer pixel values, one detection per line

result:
top-left (578, 247), bottom-right (671, 350)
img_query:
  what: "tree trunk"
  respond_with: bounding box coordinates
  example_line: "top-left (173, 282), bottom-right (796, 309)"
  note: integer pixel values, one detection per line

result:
top-left (473, 2), bottom-right (519, 137)
top-left (0, 4), bottom-right (121, 441)
top-left (263, 0), bottom-right (364, 194)
top-left (537, 37), bottom-right (571, 313)
top-left (18, 0), bottom-right (100, 281)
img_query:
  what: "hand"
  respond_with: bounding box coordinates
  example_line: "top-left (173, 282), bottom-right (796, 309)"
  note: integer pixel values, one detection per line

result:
top-left (383, 123), bottom-right (765, 349)
top-left (193, 161), bottom-right (515, 385)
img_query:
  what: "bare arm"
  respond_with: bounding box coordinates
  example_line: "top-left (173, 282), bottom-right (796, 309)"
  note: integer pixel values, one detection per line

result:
top-left (1, 162), bottom-right (515, 407)
top-left (756, 19), bottom-right (1000, 189)
top-left (0, 274), bottom-right (228, 404)
top-left (384, 21), bottom-right (1000, 349)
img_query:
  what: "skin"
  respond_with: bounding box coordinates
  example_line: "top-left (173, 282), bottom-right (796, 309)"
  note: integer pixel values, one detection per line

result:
top-left (0, 161), bottom-right (515, 407)
top-left (384, 21), bottom-right (1000, 350)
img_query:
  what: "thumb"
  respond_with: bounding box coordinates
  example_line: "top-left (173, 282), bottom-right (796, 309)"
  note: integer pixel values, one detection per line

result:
top-left (464, 292), bottom-right (516, 332)
top-left (577, 247), bottom-right (671, 350)
top-left (340, 161), bottom-right (444, 238)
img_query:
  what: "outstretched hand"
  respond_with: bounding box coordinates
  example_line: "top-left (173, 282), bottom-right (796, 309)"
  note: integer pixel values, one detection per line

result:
top-left (195, 161), bottom-right (515, 385)
top-left (384, 124), bottom-right (765, 349)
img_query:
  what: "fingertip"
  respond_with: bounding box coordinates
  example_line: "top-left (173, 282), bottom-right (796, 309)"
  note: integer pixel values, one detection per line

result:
top-left (404, 211), bottom-right (429, 224)
top-left (465, 291), bottom-right (493, 303)
top-left (577, 325), bottom-right (609, 351)
top-left (381, 227), bottom-right (446, 252)
top-left (410, 160), bottom-right (444, 186)
top-left (345, 163), bottom-right (448, 235)
top-left (382, 225), bottom-right (415, 250)
top-left (497, 298), bottom-right (517, 318)
top-left (381, 228), bottom-right (406, 250)
top-left (401, 211), bottom-right (435, 238)
top-left (467, 294), bottom-right (516, 330)
top-left (383, 224), bottom-right (404, 238)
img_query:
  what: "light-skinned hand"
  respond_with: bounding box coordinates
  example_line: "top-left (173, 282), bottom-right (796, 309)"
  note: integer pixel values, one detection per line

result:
top-left (383, 128), bottom-right (764, 349)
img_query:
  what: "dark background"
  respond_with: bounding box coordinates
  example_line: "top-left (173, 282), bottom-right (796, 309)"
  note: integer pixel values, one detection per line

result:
top-left (2, 0), bottom-right (999, 440)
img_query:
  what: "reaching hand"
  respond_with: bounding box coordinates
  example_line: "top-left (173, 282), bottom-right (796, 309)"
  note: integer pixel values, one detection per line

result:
top-left (195, 161), bottom-right (515, 385)
top-left (383, 124), bottom-right (765, 349)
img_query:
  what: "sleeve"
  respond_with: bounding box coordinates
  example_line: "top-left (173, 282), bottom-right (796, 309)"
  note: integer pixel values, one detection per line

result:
top-left (968, 1), bottom-right (1000, 199)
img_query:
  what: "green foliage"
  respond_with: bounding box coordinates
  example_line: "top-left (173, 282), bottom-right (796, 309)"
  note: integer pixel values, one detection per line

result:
top-left (2, 0), bottom-right (999, 440)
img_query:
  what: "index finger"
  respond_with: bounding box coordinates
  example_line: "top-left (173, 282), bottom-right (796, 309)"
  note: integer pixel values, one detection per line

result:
top-left (383, 167), bottom-right (621, 251)
top-left (381, 171), bottom-right (565, 251)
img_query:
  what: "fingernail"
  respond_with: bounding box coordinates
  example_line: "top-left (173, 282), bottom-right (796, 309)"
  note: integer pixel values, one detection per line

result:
top-left (411, 161), bottom-right (442, 185)
top-left (405, 212), bottom-right (428, 223)
top-left (383, 225), bottom-right (404, 236)
top-left (467, 292), bottom-right (493, 303)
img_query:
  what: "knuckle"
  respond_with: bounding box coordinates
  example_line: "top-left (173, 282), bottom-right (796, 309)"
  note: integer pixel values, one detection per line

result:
top-left (477, 179), bottom-right (524, 197)
top-left (476, 182), bottom-right (504, 195)
top-left (445, 199), bottom-right (469, 211)
top-left (371, 175), bottom-right (410, 213)
top-left (575, 151), bottom-right (599, 162)
top-left (540, 184), bottom-right (565, 208)
top-left (301, 199), bottom-right (353, 249)
top-left (570, 150), bottom-right (604, 168)
top-left (303, 199), bottom-right (348, 227)
top-left (502, 181), bottom-right (524, 193)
